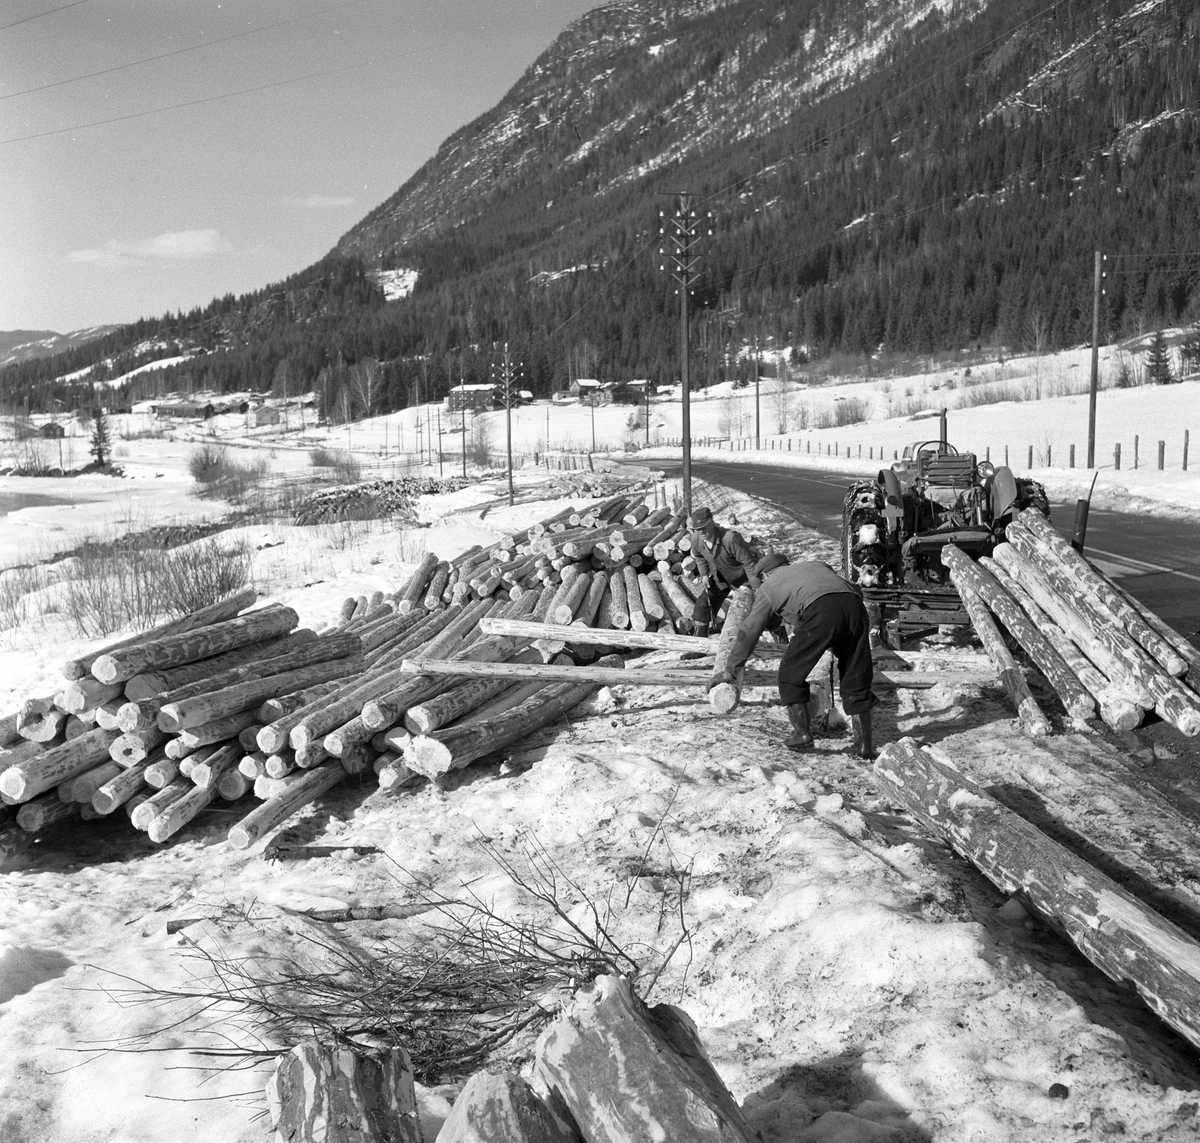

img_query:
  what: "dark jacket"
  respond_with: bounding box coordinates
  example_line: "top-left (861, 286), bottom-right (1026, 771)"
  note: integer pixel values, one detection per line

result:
top-left (724, 562), bottom-right (858, 675)
top-left (690, 524), bottom-right (761, 589)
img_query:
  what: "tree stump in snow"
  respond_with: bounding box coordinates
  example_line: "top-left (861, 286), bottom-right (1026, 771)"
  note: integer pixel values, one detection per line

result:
top-left (534, 974), bottom-right (760, 1143)
top-left (266, 1039), bottom-right (422, 1143)
top-left (436, 1071), bottom-right (580, 1143)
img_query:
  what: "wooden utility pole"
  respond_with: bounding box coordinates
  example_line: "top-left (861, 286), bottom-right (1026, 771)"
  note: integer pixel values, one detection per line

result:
top-left (754, 333), bottom-right (761, 449)
top-left (660, 193), bottom-right (707, 515)
top-left (495, 343), bottom-right (518, 505)
top-left (460, 360), bottom-right (467, 478)
top-left (1088, 250), bottom-right (1103, 468)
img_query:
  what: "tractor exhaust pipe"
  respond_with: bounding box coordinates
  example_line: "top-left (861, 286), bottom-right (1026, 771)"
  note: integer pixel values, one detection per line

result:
top-left (939, 408), bottom-right (947, 445)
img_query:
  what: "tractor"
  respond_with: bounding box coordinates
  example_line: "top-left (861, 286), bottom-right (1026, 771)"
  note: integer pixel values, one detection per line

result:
top-left (842, 425), bottom-right (1049, 647)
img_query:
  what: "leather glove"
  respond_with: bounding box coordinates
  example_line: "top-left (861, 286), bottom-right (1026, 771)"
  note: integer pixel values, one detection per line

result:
top-left (706, 671), bottom-right (734, 693)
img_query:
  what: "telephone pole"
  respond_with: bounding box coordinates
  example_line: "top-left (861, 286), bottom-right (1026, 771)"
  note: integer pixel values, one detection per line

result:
top-left (660, 192), bottom-right (708, 516)
top-left (493, 343), bottom-right (520, 505)
top-left (1087, 250), bottom-right (1104, 469)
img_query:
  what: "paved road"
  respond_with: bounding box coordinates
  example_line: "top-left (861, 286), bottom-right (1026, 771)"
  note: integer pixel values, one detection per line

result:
top-left (653, 459), bottom-right (1200, 647)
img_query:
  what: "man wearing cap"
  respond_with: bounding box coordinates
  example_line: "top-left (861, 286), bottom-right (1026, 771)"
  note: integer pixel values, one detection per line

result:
top-left (709, 553), bottom-right (878, 759)
top-left (688, 506), bottom-right (764, 638)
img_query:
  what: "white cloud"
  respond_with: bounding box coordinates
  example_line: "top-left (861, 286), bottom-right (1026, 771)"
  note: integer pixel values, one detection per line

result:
top-left (281, 194), bottom-right (356, 209)
top-left (66, 229), bottom-right (233, 270)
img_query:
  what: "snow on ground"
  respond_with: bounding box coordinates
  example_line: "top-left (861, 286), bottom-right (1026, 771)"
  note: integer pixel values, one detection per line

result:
top-left (2, 455), bottom-right (1200, 1142)
top-left (0, 362), bottom-right (1198, 1140)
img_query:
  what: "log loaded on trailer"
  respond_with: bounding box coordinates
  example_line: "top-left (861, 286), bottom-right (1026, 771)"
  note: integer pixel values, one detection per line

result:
top-left (842, 419), bottom-right (1049, 647)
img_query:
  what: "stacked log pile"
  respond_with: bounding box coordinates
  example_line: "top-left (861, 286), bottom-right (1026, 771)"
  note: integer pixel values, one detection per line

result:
top-left (292, 475), bottom-right (474, 526)
top-left (942, 507), bottom-right (1200, 737)
top-left (0, 489), bottom-right (742, 857)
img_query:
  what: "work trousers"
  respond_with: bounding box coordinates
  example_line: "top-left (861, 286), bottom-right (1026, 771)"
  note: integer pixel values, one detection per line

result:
top-left (778, 592), bottom-right (877, 715)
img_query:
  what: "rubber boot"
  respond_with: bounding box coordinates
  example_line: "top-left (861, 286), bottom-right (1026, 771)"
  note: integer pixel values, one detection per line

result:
top-left (851, 711), bottom-right (875, 760)
top-left (785, 702), bottom-right (813, 751)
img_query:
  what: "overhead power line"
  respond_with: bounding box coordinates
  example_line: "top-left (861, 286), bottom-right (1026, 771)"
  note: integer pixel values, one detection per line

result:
top-left (0, 0), bottom-right (91, 34)
top-left (1, 0), bottom-right (378, 102)
top-left (0, 44), bottom-right (432, 145)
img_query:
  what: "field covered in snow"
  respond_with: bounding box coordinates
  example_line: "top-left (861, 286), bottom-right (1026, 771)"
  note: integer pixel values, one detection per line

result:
top-left (1, 365), bottom-right (1200, 1142)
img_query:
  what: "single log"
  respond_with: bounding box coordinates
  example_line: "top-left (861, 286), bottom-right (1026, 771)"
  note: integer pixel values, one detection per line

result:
top-left (265, 751), bottom-right (296, 779)
top-left (148, 784), bottom-right (215, 843)
top-left (17, 793), bottom-right (78, 832)
top-left (228, 763), bottom-right (346, 850)
top-left (436, 1071), bottom-right (579, 1143)
top-left (948, 575), bottom-right (1051, 737)
top-left (338, 596), bottom-right (358, 624)
top-left (1005, 527), bottom-right (1200, 734)
top-left (551, 573), bottom-right (592, 626)
top-left (479, 617), bottom-right (771, 657)
top-left (875, 737), bottom-right (1200, 1053)
top-left (18, 706), bottom-right (66, 743)
top-left (377, 756), bottom-right (423, 791)
top-left (238, 723), bottom-right (264, 752)
top-left (62, 587), bottom-right (259, 680)
top-left (92, 761), bottom-right (150, 814)
top-left (217, 769), bottom-right (251, 801)
top-left (1017, 508), bottom-right (1188, 676)
top-left (63, 760), bottom-right (123, 804)
top-left (239, 752), bottom-right (268, 779)
top-left (458, 681), bottom-right (554, 726)
top-left (360, 610), bottom-right (431, 656)
top-left (190, 743), bottom-right (243, 791)
top-left (146, 757), bottom-right (182, 789)
top-left (942, 545), bottom-right (1094, 721)
top-left (109, 727), bottom-right (168, 766)
top-left (122, 629), bottom-right (318, 702)
top-left (400, 657), bottom-right (774, 689)
top-left (607, 570), bottom-right (630, 630)
top-left (658, 571), bottom-right (696, 623)
top-left (396, 551), bottom-right (441, 613)
top-left (980, 556), bottom-right (1142, 731)
top-left (991, 542), bottom-right (1154, 710)
top-left (1092, 565), bottom-right (1200, 680)
top-left (93, 702), bottom-right (125, 731)
top-left (571, 571), bottom-right (609, 630)
top-left (708, 585), bottom-right (756, 715)
top-left (156, 655), bottom-right (366, 733)
top-left (59, 677), bottom-right (124, 714)
top-left (176, 710), bottom-right (261, 751)
top-left (0, 739), bottom-right (45, 777)
top-left (372, 727), bottom-right (410, 754)
top-left (636, 573), bottom-right (667, 623)
top-left (0, 727), bottom-right (121, 803)
top-left (91, 603), bottom-right (300, 684)
top-left (422, 563), bottom-right (451, 610)
top-left (131, 778), bottom-right (192, 831)
top-left (403, 663), bottom-right (616, 779)
top-left (266, 1039), bottom-right (422, 1143)
top-left (534, 974), bottom-right (758, 1143)
top-left (296, 742), bottom-right (330, 770)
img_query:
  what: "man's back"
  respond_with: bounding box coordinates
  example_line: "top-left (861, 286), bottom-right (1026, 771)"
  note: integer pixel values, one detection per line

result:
top-left (759, 561), bottom-right (857, 629)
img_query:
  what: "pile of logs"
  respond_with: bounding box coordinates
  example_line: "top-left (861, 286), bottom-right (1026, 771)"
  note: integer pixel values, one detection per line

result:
top-left (0, 491), bottom-right (747, 859)
top-left (292, 475), bottom-right (474, 526)
top-left (942, 507), bottom-right (1200, 738)
top-left (267, 974), bottom-right (762, 1143)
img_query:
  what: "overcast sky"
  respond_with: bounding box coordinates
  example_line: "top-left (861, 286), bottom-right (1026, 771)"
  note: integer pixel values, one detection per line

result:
top-left (0, 0), bottom-right (598, 334)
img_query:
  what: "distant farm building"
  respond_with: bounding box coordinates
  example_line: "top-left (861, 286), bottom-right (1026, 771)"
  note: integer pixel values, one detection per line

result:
top-left (569, 378), bottom-right (604, 402)
top-left (447, 384), bottom-right (498, 413)
top-left (249, 405), bottom-right (282, 427)
top-left (155, 402), bottom-right (214, 420)
top-left (39, 421), bottom-right (66, 439)
top-left (610, 380), bottom-right (654, 405)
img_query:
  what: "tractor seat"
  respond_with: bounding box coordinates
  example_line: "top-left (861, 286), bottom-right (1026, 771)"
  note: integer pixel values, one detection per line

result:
top-left (921, 453), bottom-right (977, 487)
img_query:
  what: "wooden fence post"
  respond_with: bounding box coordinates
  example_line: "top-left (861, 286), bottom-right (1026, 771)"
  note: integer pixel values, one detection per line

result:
top-left (1159, 440), bottom-right (1166, 470)
top-left (1114, 443), bottom-right (1121, 470)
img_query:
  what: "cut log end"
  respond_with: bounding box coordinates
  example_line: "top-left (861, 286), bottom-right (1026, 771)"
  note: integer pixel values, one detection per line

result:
top-left (403, 738), bottom-right (455, 779)
top-left (707, 682), bottom-right (741, 715)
